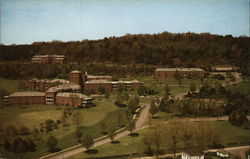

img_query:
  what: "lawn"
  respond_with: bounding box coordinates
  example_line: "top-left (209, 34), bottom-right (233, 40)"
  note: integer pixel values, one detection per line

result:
top-left (0, 78), bottom-right (21, 93)
top-left (227, 77), bottom-right (250, 95)
top-left (136, 76), bottom-right (229, 97)
top-left (70, 121), bottom-right (250, 159)
top-left (0, 98), bottom-right (129, 159)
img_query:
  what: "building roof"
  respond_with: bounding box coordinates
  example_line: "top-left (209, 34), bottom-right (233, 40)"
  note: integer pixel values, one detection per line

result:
top-left (32, 55), bottom-right (49, 58)
top-left (212, 66), bottom-right (233, 71)
top-left (155, 68), bottom-right (204, 72)
top-left (70, 70), bottom-right (81, 74)
top-left (85, 79), bottom-right (110, 84)
top-left (87, 75), bottom-right (112, 79)
top-left (9, 92), bottom-right (45, 97)
top-left (56, 92), bottom-right (91, 99)
top-left (47, 83), bottom-right (81, 92)
top-left (85, 79), bottom-right (143, 84)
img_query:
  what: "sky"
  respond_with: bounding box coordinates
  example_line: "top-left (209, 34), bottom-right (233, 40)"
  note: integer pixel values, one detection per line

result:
top-left (0, 0), bottom-right (249, 45)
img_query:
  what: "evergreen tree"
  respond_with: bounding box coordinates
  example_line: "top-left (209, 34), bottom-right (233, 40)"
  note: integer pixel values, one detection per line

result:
top-left (81, 134), bottom-right (94, 150)
top-left (149, 99), bottom-right (158, 118)
top-left (46, 135), bottom-right (58, 152)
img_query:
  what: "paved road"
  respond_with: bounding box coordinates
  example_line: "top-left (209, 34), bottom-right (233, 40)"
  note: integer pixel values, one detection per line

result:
top-left (225, 145), bottom-right (250, 159)
top-left (45, 103), bottom-right (151, 159)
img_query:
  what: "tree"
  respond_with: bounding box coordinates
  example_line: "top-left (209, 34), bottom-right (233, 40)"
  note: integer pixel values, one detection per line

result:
top-left (165, 119), bottom-right (181, 157)
top-left (229, 110), bottom-right (248, 126)
top-left (0, 88), bottom-right (9, 105)
top-left (45, 119), bottom-right (55, 132)
top-left (190, 83), bottom-right (196, 93)
top-left (100, 121), bottom-right (107, 134)
top-left (104, 90), bottom-right (110, 99)
top-left (174, 70), bottom-right (180, 80)
top-left (149, 99), bottom-right (158, 118)
top-left (20, 126), bottom-right (30, 135)
top-left (46, 135), bottom-right (58, 152)
top-left (137, 85), bottom-right (146, 96)
top-left (158, 98), bottom-right (170, 112)
top-left (81, 134), bottom-right (94, 151)
top-left (164, 84), bottom-right (170, 99)
top-left (71, 111), bottom-right (83, 127)
top-left (4, 139), bottom-right (12, 152)
top-left (107, 127), bottom-right (116, 143)
top-left (127, 119), bottom-right (136, 135)
top-left (128, 98), bottom-right (137, 114)
top-left (12, 138), bottom-right (27, 159)
top-left (75, 127), bottom-right (83, 143)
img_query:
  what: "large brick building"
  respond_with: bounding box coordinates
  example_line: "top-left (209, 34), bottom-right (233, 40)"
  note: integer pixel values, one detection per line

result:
top-left (154, 68), bottom-right (205, 79)
top-left (84, 79), bottom-right (143, 93)
top-left (4, 92), bottom-right (45, 105)
top-left (86, 75), bottom-right (112, 81)
top-left (5, 91), bottom-right (93, 107)
top-left (212, 66), bottom-right (239, 72)
top-left (31, 55), bottom-right (65, 64)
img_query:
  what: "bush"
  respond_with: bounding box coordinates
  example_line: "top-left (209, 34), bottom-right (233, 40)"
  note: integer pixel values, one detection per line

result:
top-left (114, 101), bottom-right (127, 107)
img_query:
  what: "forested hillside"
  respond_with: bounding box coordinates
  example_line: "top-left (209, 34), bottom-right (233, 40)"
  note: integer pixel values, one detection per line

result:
top-left (0, 32), bottom-right (250, 78)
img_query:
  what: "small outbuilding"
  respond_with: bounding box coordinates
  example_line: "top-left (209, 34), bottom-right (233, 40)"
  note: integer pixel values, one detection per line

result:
top-left (181, 150), bottom-right (204, 159)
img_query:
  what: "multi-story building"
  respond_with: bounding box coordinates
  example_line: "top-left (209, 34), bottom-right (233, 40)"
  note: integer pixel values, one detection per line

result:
top-left (84, 79), bottom-right (143, 93)
top-left (56, 93), bottom-right (93, 107)
top-left (212, 66), bottom-right (239, 72)
top-left (154, 68), bottom-right (205, 79)
top-left (31, 55), bottom-right (65, 64)
top-left (4, 92), bottom-right (45, 105)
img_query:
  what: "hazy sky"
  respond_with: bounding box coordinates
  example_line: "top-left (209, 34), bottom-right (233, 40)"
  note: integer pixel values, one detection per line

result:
top-left (0, 0), bottom-right (249, 45)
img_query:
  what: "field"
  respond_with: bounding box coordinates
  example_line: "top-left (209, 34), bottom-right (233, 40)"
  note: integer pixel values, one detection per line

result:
top-left (70, 121), bottom-right (250, 159)
top-left (227, 77), bottom-right (250, 95)
top-left (0, 98), bottom-right (129, 159)
top-left (0, 78), bottom-right (21, 93)
top-left (137, 76), bottom-right (230, 97)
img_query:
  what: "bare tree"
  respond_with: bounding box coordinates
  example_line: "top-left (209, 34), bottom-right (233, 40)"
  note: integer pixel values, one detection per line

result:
top-left (71, 111), bottom-right (83, 127)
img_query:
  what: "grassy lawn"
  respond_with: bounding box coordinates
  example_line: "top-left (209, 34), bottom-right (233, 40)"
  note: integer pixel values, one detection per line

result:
top-left (0, 98), bottom-right (129, 159)
top-left (0, 78), bottom-right (21, 93)
top-left (70, 121), bottom-right (250, 159)
top-left (136, 76), bottom-right (229, 97)
top-left (227, 77), bottom-right (250, 95)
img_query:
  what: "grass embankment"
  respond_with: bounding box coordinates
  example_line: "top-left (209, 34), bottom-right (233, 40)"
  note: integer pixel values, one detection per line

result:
top-left (0, 78), bottom-right (21, 93)
top-left (70, 120), bottom-right (250, 159)
top-left (0, 99), bottom-right (129, 159)
top-left (227, 77), bottom-right (250, 95)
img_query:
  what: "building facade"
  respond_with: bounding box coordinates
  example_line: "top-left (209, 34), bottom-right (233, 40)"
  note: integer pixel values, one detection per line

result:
top-left (31, 55), bottom-right (65, 64)
top-left (4, 92), bottom-right (45, 105)
top-left (154, 68), bottom-right (205, 79)
top-left (84, 79), bottom-right (143, 93)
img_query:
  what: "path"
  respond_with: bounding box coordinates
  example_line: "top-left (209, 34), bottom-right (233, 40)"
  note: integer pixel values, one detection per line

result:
top-left (42, 103), bottom-right (151, 159)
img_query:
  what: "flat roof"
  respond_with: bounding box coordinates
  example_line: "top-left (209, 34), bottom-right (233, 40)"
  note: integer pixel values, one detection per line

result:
top-left (9, 92), bottom-right (45, 97)
top-left (70, 70), bottom-right (81, 74)
top-left (155, 68), bottom-right (204, 72)
top-left (87, 75), bottom-right (112, 78)
top-left (47, 83), bottom-right (81, 92)
top-left (85, 79), bottom-right (143, 84)
top-left (56, 92), bottom-right (90, 99)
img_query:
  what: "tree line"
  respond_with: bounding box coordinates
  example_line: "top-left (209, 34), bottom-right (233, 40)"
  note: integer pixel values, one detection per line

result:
top-left (0, 32), bottom-right (250, 75)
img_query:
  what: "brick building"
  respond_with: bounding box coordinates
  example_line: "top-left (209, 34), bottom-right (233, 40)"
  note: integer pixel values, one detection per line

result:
top-left (84, 79), bottom-right (143, 93)
top-left (4, 92), bottom-right (45, 105)
top-left (69, 70), bottom-right (83, 86)
top-left (31, 55), bottom-right (65, 64)
top-left (212, 66), bottom-right (239, 72)
top-left (154, 68), bottom-right (205, 79)
top-left (56, 93), bottom-right (93, 107)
